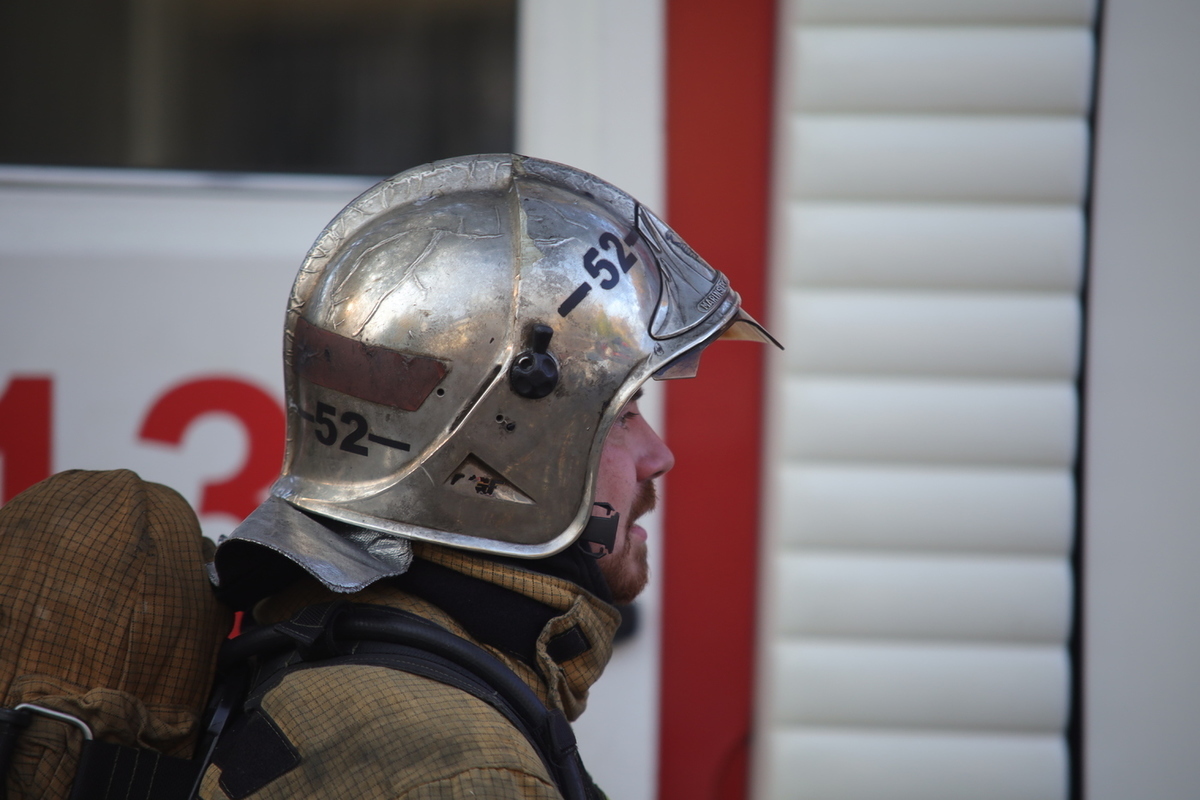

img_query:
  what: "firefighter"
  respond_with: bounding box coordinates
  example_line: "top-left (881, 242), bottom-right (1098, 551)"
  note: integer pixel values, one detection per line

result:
top-left (202, 154), bottom-right (778, 799)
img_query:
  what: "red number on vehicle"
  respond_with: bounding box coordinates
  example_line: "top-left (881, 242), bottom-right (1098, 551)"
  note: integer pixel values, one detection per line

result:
top-left (139, 377), bottom-right (285, 520)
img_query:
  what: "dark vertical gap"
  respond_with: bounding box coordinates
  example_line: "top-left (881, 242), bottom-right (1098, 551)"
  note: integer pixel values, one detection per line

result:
top-left (1070, 1), bottom-right (1108, 798)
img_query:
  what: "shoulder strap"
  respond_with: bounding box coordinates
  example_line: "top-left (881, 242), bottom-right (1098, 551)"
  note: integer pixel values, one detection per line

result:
top-left (217, 603), bottom-right (601, 800)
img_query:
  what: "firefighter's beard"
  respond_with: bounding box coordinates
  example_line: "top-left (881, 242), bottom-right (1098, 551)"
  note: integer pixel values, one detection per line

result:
top-left (597, 480), bottom-right (657, 605)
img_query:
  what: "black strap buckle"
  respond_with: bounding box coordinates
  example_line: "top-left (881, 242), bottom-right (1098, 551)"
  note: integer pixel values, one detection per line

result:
top-left (578, 502), bottom-right (619, 558)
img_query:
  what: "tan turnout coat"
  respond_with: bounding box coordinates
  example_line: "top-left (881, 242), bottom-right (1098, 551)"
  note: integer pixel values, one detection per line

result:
top-left (198, 542), bottom-right (620, 800)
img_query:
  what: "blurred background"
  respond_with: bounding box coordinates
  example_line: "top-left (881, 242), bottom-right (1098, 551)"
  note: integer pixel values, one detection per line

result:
top-left (0, 0), bottom-right (516, 174)
top-left (2, 1), bottom-right (1198, 799)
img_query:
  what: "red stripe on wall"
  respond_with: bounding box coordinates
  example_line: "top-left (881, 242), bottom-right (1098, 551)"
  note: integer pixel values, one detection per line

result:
top-left (660, 2), bottom-right (777, 800)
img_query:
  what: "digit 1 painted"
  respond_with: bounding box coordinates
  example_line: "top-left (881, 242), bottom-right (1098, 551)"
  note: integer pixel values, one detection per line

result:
top-left (0, 375), bottom-right (53, 504)
top-left (139, 377), bottom-right (285, 520)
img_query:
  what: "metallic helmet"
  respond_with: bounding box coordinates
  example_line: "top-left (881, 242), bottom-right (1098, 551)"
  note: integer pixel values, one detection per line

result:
top-left (272, 154), bottom-right (777, 558)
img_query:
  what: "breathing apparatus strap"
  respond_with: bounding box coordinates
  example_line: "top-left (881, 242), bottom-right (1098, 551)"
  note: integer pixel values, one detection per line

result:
top-left (213, 602), bottom-right (600, 800)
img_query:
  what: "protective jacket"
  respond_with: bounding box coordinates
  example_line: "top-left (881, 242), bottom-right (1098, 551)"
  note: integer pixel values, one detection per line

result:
top-left (198, 541), bottom-right (621, 799)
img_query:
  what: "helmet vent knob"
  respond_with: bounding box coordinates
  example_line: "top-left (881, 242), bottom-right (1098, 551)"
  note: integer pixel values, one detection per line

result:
top-left (509, 324), bottom-right (559, 399)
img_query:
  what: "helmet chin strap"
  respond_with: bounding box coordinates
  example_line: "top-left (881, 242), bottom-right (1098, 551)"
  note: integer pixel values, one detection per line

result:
top-left (578, 502), bottom-right (619, 559)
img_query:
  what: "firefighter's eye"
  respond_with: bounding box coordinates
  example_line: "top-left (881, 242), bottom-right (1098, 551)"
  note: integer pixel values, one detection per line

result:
top-left (617, 401), bottom-right (641, 428)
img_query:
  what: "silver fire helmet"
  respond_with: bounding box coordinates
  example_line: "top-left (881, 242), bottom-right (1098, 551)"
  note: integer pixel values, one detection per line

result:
top-left (271, 154), bottom-right (778, 558)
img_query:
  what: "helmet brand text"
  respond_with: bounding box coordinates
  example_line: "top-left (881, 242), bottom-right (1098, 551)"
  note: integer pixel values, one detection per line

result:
top-left (697, 276), bottom-right (729, 313)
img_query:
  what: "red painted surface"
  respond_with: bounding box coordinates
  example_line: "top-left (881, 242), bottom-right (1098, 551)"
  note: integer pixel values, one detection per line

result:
top-left (660, 2), bottom-right (777, 800)
top-left (139, 377), bottom-right (286, 520)
top-left (0, 376), bottom-right (53, 503)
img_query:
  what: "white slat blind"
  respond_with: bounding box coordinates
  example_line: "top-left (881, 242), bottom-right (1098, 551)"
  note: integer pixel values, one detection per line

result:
top-left (757, 2), bottom-right (1095, 798)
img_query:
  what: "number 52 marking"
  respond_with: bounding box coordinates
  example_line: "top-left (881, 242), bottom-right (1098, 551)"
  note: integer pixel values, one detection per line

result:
top-left (304, 402), bottom-right (411, 456)
top-left (557, 230), bottom-right (640, 317)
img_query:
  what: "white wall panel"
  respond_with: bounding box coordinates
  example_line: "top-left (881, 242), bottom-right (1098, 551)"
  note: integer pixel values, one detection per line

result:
top-left (769, 729), bottom-right (1065, 800)
top-left (783, 203), bottom-right (1084, 290)
top-left (0, 171), bottom-right (371, 535)
top-left (774, 641), bottom-right (1068, 730)
top-left (774, 466), bottom-right (1074, 555)
top-left (782, 290), bottom-right (1080, 378)
top-left (790, 117), bottom-right (1089, 202)
top-left (793, 28), bottom-right (1093, 113)
top-left (517, 0), bottom-right (663, 204)
top-left (516, 3), bottom-right (664, 798)
top-left (776, 554), bottom-right (1072, 642)
top-left (1085, 1), bottom-right (1200, 795)
top-left (782, 378), bottom-right (1077, 465)
top-left (794, 0), bottom-right (1094, 25)
top-left (0, 176), bottom-right (360, 260)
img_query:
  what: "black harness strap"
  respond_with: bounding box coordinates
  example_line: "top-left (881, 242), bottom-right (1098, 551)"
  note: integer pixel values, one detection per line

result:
top-left (0, 707), bottom-right (202, 800)
top-left (0, 708), bottom-right (31, 800)
top-left (69, 742), bottom-right (199, 800)
top-left (1, 603), bottom-right (602, 800)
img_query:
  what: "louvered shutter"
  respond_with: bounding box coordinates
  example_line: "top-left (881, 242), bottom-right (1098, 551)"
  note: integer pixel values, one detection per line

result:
top-left (757, 2), bottom-right (1096, 798)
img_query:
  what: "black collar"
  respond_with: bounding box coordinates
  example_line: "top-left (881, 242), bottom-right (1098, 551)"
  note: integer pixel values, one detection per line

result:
top-left (390, 545), bottom-right (610, 671)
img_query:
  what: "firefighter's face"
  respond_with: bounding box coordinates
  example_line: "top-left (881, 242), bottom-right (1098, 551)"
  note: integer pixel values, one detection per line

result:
top-left (592, 396), bottom-right (674, 604)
